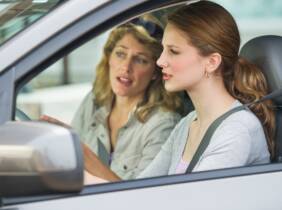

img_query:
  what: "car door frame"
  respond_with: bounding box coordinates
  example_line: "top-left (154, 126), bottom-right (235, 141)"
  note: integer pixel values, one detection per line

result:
top-left (2, 164), bottom-right (282, 209)
top-left (1, 0), bottom-right (282, 209)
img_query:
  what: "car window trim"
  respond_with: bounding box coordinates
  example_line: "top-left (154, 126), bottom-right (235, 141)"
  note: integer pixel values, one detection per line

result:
top-left (2, 0), bottom-right (282, 206)
top-left (2, 162), bottom-right (282, 206)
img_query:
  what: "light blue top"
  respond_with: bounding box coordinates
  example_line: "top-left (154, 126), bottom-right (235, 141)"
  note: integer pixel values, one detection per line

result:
top-left (71, 91), bottom-right (181, 179)
top-left (139, 100), bottom-right (270, 178)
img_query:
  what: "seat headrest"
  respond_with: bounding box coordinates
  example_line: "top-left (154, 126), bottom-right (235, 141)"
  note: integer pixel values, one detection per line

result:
top-left (240, 35), bottom-right (282, 105)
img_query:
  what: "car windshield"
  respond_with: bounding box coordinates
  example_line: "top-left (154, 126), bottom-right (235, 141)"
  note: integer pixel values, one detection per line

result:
top-left (0, 0), bottom-right (63, 46)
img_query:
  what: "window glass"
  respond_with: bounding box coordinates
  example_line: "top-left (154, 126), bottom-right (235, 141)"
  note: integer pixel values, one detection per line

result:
top-left (213, 0), bottom-right (282, 46)
top-left (15, 0), bottom-right (282, 186)
top-left (16, 5), bottom-right (183, 186)
top-left (16, 32), bottom-right (108, 123)
top-left (0, 0), bottom-right (63, 46)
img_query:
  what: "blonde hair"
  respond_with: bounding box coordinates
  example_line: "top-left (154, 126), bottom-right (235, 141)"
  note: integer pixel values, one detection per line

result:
top-left (93, 22), bottom-right (183, 122)
top-left (168, 1), bottom-right (275, 158)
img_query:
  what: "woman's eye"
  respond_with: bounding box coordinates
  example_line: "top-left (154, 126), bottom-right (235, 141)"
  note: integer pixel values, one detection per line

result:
top-left (169, 48), bottom-right (180, 55)
top-left (134, 57), bottom-right (148, 65)
top-left (115, 51), bottom-right (126, 58)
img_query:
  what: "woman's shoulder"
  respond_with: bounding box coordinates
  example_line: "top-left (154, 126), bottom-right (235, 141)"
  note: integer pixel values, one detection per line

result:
top-left (72, 90), bottom-right (100, 121)
top-left (78, 90), bottom-right (94, 104)
top-left (212, 102), bottom-right (266, 146)
top-left (224, 105), bottom-right (263, 133)
top-left (207, 103), bottom-right (269, 164)
top-left (79, 90), bottom-right (99, 109)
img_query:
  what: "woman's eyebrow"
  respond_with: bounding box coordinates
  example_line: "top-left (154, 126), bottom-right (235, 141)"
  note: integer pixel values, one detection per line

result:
top-left (165, 44), bottom-right (180, 49)
top-left (115, 45), bottom-right (151, 57)
top-left (115, 45), bottom-right (128, 49)
top-left (136, 52), bottom-right (150, 57)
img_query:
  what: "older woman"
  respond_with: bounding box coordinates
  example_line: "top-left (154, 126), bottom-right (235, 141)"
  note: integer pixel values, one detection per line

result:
top-left (43, 18), bottom-right (183, 180)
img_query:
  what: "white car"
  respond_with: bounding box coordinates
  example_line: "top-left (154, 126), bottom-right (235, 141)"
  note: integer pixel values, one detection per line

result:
top-left (0, 0), bottom-right (282, 209)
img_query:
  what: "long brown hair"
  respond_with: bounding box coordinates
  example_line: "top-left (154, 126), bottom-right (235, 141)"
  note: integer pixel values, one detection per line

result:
top-left (168, 1), bottom-right (275, 158)
top-left (93, 22), bottom-right (183, 122)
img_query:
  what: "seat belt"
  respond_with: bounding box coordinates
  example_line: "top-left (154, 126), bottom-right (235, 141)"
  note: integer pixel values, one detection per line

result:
top-left (185, 88), bottom-right (282, 173)
top-left (185, 105), bottom-right (246, 173)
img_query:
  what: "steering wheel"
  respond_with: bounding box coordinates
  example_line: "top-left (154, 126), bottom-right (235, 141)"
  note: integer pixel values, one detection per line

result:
top-left (15, 108), bottom-right (31, 121)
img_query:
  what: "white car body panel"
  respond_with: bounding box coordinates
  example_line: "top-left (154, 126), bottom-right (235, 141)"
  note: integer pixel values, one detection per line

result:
top-left (7, 171), bottom-right (282, 210)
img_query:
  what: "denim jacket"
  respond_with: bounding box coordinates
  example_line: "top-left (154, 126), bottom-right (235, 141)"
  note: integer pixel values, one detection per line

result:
top-left (71, 91), bottom-right (181, 179)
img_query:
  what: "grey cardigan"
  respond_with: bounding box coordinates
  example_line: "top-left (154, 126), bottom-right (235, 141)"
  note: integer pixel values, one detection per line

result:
top-left (139, 101), bottom-right (270, 178)
top-left (71, 91), bottom-right (181, 180)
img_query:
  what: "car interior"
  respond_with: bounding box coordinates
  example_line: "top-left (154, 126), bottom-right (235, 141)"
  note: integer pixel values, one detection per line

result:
top-left (240, 35), bottom-right (282, 163)
top-left (1, 2), bottom-right (282, 209)
top-left (14, 3), bottom-right (282, 175)
top-left (6, 0), bottom-right (282, 196)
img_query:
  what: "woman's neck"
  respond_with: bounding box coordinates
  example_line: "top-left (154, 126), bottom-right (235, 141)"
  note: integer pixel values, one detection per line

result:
top-left (187, 80), bottom-right (236, 127)
top-left (112, 95), bottom-right (143, 116)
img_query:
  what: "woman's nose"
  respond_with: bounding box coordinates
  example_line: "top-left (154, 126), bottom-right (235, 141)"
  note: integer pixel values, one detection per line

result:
top-left (156, 52), bottom-right (168, 68)
top-left (121, 57), bottom-right (132, 72)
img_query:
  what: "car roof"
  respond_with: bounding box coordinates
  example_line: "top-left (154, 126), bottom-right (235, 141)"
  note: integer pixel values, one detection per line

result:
top-left (0, 0), bottom-right (111, 73)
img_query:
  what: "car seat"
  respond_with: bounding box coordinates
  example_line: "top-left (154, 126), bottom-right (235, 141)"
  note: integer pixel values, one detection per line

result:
top-left (240, 35), bottom-right (282, 162)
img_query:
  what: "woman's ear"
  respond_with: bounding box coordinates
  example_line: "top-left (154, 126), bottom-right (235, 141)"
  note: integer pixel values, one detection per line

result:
top-left (205, 52), bottom-right (222, 73)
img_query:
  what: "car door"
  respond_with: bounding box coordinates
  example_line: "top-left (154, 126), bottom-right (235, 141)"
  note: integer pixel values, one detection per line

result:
top-left (1, 0), bottom-right (282, 210)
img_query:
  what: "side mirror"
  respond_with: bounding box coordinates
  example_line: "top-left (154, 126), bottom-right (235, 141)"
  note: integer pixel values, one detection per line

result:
top-left (0, 121), bottom-right (84, 196)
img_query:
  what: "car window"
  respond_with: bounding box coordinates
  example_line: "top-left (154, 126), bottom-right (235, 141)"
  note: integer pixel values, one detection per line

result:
top-left (16, 31), bottom-right (109, 122)
top-left (213, 0), bottom-right (282, 46)
top-left (12, 0), bottom-right (282, 189)
top-left (0, 0), bottom-right (63, 46)
top-left (15, 6), bottom-right (181, 123)
top-left (15, 4), bottom-right (185, 185)
top-left (2, 0), bottom-right (282, 208)
top-left (17, 0), bottom-right (282, 122)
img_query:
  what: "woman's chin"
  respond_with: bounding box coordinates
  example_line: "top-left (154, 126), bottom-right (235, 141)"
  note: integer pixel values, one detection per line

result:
top-left (115, 88), bottom-right (139, 98)
top-left (164, 82), bottom-right (181, 92)
top-left (114, 91), bottom-right (129, 97)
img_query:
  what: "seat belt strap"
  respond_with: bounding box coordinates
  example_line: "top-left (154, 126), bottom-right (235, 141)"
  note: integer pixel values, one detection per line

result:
top-left (185, 105), bottom-right (246, 173)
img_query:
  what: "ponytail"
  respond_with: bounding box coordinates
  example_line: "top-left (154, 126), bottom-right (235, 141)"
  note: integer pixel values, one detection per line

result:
top-left (225, 57), bottom-right (276, 159)
top-left (167, 1), bottom-right (276, 159)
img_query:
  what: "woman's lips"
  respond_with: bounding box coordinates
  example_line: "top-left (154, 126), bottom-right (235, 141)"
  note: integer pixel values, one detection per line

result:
top-left (117, 76), bottom-right (132, 86)
top-left (162, 72), bottom-right (172, 81)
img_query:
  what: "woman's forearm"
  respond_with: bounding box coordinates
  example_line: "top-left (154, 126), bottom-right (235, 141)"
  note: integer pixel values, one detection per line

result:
top-left (82, 143), bottom-right (121, 182)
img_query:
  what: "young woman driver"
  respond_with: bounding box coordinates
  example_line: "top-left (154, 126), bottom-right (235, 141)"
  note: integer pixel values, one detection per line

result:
top-left (83, 1), bottom-right (275, 181)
